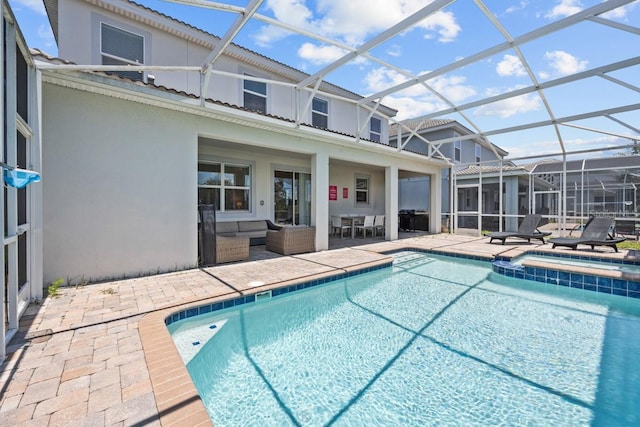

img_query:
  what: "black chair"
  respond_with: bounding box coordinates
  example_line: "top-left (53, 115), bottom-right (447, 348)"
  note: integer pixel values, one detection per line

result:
top-left (487, 214), bottom-right (551, 245)
top-left (550, 217), bottom-right (626, 252)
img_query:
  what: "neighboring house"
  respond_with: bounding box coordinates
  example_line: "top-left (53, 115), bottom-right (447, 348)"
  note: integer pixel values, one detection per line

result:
top-left (451, 155), bottom-right (640, 233)
top-left (390, 118), bottom-right (508, 230)
top-left (36, 0), bottom-right (449, 284)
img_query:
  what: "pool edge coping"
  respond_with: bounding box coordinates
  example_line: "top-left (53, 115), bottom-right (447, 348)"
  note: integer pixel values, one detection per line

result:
top-left (139, 256), bottom-right (393, 426)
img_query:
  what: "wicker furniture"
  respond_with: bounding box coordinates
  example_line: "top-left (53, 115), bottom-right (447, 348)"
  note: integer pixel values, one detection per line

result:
top-left (215, 235), bottom-right (250, 263)
top-left (265, 226), bottom-right (316, 255)
top-left (216, 219), bottom-right (282, 245)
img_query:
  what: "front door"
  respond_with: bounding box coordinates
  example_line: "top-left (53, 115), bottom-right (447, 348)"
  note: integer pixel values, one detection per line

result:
top-left (274, 170), bottom-right (311, 225)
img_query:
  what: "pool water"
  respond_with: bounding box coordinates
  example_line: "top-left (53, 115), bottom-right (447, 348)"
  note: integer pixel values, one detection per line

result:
top-left (169, 251), bottom-right (640, 426)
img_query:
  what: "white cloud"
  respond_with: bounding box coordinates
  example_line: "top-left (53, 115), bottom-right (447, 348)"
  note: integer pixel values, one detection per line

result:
top-left (386, 44), bottom-right (402, 57)
top-left (12, 0), bottom-right (46, 15)
top-left (545, 0), bottom-right (582, 19)
top-left (496, 54), bottom-right (527, 77)
top-left (37, 24), bottom-right (56, 48)
top-left (474, 88), bottom-right (541, 118)
top-left (505, 1), bottom-right (529, 14)
top-left (363, 67), bottom-right (476, 119)
top-left (540, 50), bottom-right (588, 77)
top-left (255, 0), bottom-right (461, 51)
top-left (297, 43), bottom-right (348, 65)
top-left (602, 3), bottom-right (634, 20)
top-left (382, 96), bottom-right (438, 121)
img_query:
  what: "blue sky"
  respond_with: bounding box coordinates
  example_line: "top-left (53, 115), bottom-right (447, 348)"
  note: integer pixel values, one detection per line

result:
top-left (9, 0), bottom-right (640, 161)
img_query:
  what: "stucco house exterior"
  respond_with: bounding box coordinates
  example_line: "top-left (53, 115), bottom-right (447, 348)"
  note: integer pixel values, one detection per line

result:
top-left (35, 0), bottom-right (449, 286)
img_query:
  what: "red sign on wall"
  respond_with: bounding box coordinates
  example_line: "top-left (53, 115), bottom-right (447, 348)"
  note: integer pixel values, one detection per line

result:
top-left (343, 187), bottom-right (348, 199)
top-left (329, 185), bottom-right (338, 201)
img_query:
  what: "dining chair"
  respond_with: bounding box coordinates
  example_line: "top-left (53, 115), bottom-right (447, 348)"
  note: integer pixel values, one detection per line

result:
top-left (355, 215), bottom-right (375, 238)
top-left (374, 215), bottom-right (385, 237)
top-left (331, 216), bottom-right (351, 238)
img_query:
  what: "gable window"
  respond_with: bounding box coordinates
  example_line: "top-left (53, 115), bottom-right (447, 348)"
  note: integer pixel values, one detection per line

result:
top-left (454, 138), bottom-right (461, 163)
top-left (198, 162), bottom-right (251, 211)
top-left (370, 117), bottom-right (381, 142)
top-left (244, 75), bottom-right (267, 113)
top-left (475, 143), bottom-right (481, 164)
top-left (101, 23), bottom-right (144, 81)
top-left (312, 97), bottom-right (328, 128)
top-left (355, 175), bottom-right (369, 205)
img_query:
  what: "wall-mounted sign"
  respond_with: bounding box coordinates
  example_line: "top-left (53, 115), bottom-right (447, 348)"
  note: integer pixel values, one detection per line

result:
top-left (343, 187), bottom-right (348, 199)
top-left (329, 185), bottom-right (338, 201)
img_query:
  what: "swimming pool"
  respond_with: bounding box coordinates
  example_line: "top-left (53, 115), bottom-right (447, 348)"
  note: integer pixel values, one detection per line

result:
top-left (168, 251), bottom-right (640, 426)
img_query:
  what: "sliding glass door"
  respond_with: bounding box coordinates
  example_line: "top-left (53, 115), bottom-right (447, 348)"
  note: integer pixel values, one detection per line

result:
top-left (274, 170), bottom-right (311, 225)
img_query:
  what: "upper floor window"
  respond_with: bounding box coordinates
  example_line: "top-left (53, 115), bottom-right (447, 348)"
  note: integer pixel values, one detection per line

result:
top-left (101, 23), bottom-right (144, 81)
top-left (355, 175), bottom-right (369, 205)
top-left (243, 75), bottom-right (267, 113)
top-left (475, 143), bottom-right (481, 164)
top-left (198, 162), bottom-right (251, 211)
top-left (370, 117), bottom-right (381, 142)
top-left (312, 98), bottom-right (328, 128)
top-left (454, 138), bottom-right (461, 163)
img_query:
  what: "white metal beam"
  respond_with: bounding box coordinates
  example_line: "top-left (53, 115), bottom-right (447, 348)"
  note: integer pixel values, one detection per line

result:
top-left (296, 0), bottom-right (456, 90)
top-left (199, 0), bottom-right (263, 104)
top-left (359, 0), bottom-right (636, 104)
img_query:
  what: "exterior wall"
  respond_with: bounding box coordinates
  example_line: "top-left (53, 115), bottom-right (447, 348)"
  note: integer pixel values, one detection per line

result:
top-left (42, 83), bottom-right (199, 284)
top-left (327, 165), bottom-right (386, 217)
top-left (42, 78), bottom-right (442, 283)
top-left (55, 0), bottom-right (387, 141)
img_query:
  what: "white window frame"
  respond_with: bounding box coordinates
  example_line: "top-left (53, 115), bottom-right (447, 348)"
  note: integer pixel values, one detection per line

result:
top-left (243, 73), bottom-right (267, 113)
top-left (475, 143), bottom-right (481, 164)
top-left (355, 175), bottom-right (370, 206)
top-left (100, 22), bottom-right (145, 81)
top-left (454, 136), bottom-right (462, 163)
top-left (312, 97), bottom-right (329, 128)
top-left (370, 117), bottom-right (382, 142)
top-left (198, 161), bottom-right (252, 212)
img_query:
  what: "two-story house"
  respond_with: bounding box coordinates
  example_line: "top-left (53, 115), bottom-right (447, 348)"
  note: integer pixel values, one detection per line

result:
top-left (390, 118), bottom-right (511, 231)
top-left (36, 0), bottom-right (450, 284)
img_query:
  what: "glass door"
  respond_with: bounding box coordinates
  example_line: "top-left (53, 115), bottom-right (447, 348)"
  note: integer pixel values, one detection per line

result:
top-left (274, 170), bottom-right (311, 225)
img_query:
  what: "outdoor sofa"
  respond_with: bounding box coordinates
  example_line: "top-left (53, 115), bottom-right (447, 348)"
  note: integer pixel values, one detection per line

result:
top-left (216, 219), bottom-right (282, 245)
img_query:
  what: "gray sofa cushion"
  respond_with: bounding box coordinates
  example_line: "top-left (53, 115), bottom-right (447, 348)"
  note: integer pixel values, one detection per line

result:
top-left (238, 220), bottom-right (269, 232)
top-left (216, 222), bottom-right (239, 234)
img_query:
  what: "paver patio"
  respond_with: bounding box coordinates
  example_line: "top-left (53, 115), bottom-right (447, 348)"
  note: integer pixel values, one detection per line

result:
top-left (0, 234), bottom-right (630, 425)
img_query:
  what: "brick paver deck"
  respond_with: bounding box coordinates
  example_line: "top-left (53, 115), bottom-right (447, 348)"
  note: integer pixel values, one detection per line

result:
top-left (0, 234), bottom-right (629, 425)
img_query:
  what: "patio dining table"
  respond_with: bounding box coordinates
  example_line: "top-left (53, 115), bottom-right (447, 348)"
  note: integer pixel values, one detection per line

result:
top-left (340, 215), bottom-right (365, 238)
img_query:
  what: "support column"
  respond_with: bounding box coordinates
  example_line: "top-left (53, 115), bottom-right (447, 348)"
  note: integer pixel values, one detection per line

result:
top-left (505, 176), bottom-right (518, 231)
top-left (385, 166), bottom-right (398, 240)
top-left (312, 152), bottom-right (329, 250)
top-left (431, 169), bottom-right (442, 234)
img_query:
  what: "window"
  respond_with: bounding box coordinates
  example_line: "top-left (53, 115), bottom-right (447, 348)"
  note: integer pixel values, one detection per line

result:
top-left (198, 162), bottom-right (251, 211)
top-left (101, 23), bottom-right (144, 81)
top-left (355, 176), bottom-right (369, 205)
top-left (243, 75), bottom-right (267, 113)
top-left (475, 143), bottom-right (481, 164)
top-left (370, 117), bottom-right (381, 142)
top-left (454, 138), bottom-right (461, 163)
top-left (312, 97), bottom-right (328, 128)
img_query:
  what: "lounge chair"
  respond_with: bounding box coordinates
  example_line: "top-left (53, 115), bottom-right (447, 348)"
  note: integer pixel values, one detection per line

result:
top-left (487, 214), bottom-right (551, 245)
top-left (550, 217), bottom-right (626, 252)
